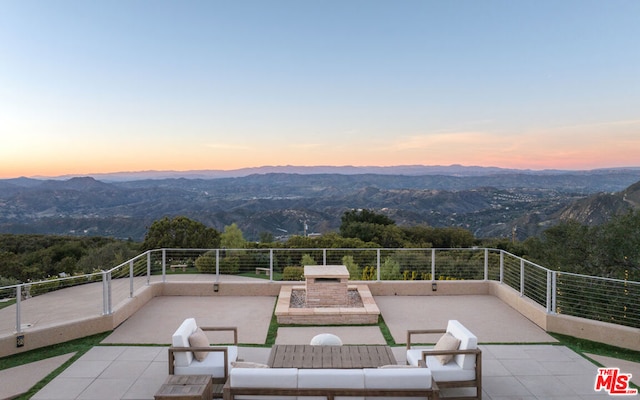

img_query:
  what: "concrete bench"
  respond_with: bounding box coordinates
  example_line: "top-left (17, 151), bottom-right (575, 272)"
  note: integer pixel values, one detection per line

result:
top-left (255, 267), bottom-right (270, 276)
top-left (170, 264), bottom-right (187, 272)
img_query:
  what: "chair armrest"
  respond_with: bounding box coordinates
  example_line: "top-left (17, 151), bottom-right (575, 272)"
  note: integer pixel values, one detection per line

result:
top-left (419, 347), bottom-right (481, 361)
top-left (201, 326), bottom-right (238, 344)
top-left (406, 329), bottom-right (446, 350)
top-left (418, 348), bottom-right (482, 373)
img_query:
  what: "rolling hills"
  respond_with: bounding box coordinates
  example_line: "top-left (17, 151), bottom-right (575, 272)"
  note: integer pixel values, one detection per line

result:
top-left (1, 166), bottom-right (639, 241)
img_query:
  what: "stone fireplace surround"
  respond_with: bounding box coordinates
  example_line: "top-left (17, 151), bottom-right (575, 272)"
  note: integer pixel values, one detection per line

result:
top-left (275, 265), bottom-right (381, 325)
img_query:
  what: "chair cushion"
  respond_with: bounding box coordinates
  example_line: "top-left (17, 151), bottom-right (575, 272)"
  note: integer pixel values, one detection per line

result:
top-left (174, 345), bottom-right (238, 378)
top-left (446, 320), bottom-right (478, 370)
top-left (172, 318), bottom-right (198, 367)
top-left (433, 332), bottom-right (460, 365)
top-left (232, 361), bottom-right (269, 368)
top-left (426, 355), bottom-right (476, 382)
top-left (189, 328), bottom-right (210, 361)
top-left (406, 348), bottom-right (431, 367)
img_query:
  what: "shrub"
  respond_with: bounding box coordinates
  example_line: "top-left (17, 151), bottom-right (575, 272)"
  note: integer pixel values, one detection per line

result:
top-left (195, 251), bottom-right (216, 273)
top-left (220, 255), bottom-right (240, 274)
top-left (283, 266), bottom-right (304, 281)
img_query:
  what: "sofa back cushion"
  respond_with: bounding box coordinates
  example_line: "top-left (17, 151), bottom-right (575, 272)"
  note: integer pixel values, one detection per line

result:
top-left (230, 368), bottom-right (297, 400)
top-left (298, 369), bottom-right (364, 400)
top-left (446, 320), bottom-right (477, 370)
top-left (172, 317), bottom-right (197, 366)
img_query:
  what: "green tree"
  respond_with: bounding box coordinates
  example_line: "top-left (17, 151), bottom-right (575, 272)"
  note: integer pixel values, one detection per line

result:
top-left (342, 255), bottom-right (360, 279)
top-left (258, 231), bottom-right (274, 244)
top-left (300, 254), bottom-right (316, 266)
top-left (402, 225), bottom-right (475, 248)
top-left (220, 223), bottom-right (246, 249)
top-left (380, 256), bottom-right (401, 280)
top-left (195, 250), bottom-right (216, 273)
top-left (142, 216), bottom-right (220, 250)
top-left (592, 210), bottom-right (640, 280)
top-left (339, 209), bottom-right (403, 247)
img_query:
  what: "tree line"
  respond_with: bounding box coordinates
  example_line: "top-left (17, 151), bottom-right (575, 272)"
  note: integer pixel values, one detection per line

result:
top-left (1, 209), bottom-right (638, 285)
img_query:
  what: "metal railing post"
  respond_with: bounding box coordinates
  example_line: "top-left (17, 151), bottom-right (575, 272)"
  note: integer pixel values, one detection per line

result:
top-left (16, 284), bottom-right (22, 334)
top-left (323, 249), bottom-right (327, 265)
top-left (102, 270), bottom-right (109, 315)
top-left (162, 249), bottom-right (167, 283)
top-left (376, 249), bottom-right (381, 281)
top-left (431, 249), bottom-right (436, 280)
top-left (520, 258), bottom-right (525, 296)
top-left (269, 249), bottom-right (274, 282)
top-left (551, 271), bottom-right (557, 314)
top-left (215, 249), bottom-right (220, 282)
top-left (484, 248), bottom-right (489, 280)
top-left (146, 251), bottom-right (151, 285)
top-left (129, 260), bottom-right (134, 298)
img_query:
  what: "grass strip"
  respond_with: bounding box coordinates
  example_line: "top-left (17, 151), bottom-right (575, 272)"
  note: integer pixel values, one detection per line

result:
top-left (1, 331), bottom-right (112, 400)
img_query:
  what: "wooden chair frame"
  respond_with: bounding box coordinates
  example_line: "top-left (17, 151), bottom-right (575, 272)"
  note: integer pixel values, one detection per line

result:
top-left (407, 329), bottom-right (482, 400)
top-left (168, 326), bottom-right (238, 384)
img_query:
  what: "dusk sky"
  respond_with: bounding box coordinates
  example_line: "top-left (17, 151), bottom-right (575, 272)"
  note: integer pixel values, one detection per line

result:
top-left (1, 0), bottom-right (639, 179)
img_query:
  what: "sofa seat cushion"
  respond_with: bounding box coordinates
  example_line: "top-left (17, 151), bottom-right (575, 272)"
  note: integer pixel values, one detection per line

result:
top-left (229, 368), bottom-right (297, 400)
top-left (364, 367), bottom-right (432, 389)
top-left (406, 349), bottom-right (475, 382)
top-left (426, 355), bottom-right (476, 382)
top-left (174, 345), bottom-right (238, 378)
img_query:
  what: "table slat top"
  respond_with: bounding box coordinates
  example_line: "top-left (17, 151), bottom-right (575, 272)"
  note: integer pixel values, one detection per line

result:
top-left (267, 345), bottom-right (397, 369)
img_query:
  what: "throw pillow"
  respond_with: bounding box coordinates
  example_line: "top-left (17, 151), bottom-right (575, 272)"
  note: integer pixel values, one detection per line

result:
top-left (433, 332), bottom-right (461, 365)
top-left (189, 328), bottom-right (210, 362)
top-left (232, 361), bottom-right (270, 368)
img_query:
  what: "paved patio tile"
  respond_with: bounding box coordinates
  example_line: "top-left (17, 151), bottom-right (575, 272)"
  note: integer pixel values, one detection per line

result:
top-left (31, 377), bottom-right (94, 400)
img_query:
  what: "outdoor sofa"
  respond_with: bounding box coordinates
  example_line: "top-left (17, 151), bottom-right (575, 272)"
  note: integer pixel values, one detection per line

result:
top-left (223, 364), bottom-right (440, 400)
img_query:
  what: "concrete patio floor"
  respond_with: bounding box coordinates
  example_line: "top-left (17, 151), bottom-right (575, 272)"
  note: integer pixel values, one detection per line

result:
top-left (6, 293), bottom-right (633, 399)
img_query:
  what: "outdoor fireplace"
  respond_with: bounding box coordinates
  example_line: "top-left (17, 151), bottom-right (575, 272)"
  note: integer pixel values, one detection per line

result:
top-left (304, 265), bottom-right (349, 307)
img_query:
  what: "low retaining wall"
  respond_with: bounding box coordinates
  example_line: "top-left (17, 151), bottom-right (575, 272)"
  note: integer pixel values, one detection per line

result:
top-left (1, 279), bottom-right (638, 357)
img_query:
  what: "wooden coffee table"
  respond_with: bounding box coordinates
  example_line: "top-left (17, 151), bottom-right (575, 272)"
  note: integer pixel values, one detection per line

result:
top-left (155, 375), bottom-right (213, 400)
top-left (267, 344), bottom-right (397, 369)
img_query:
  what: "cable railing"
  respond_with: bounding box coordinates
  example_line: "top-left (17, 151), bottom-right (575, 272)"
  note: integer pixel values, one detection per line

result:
top-left (1, 248), bottom-right (639, 335)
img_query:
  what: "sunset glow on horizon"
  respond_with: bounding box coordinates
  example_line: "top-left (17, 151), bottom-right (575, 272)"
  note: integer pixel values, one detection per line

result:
top-left (1, 1), bottom-right (639, 179)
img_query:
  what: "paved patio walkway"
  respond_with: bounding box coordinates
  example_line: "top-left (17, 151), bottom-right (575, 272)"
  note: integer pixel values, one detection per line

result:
top-left (2, 292), bottom-right (638, 399)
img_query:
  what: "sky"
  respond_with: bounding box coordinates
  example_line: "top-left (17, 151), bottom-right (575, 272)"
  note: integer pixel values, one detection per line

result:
top-left (1, 0), bottom-right (639, 179)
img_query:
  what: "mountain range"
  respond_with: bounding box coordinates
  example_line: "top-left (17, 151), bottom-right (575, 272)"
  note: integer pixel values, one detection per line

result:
top-left (1, 165), bottom-right (640, 242)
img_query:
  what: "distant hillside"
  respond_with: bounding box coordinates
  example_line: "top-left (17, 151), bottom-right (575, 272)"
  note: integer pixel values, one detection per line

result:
top-left (555, 180), bottom-right (640, 225)
top-left (1, 167), bottom-right (640, 241)
top-left (30, 164), bottom-right (640, 182)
